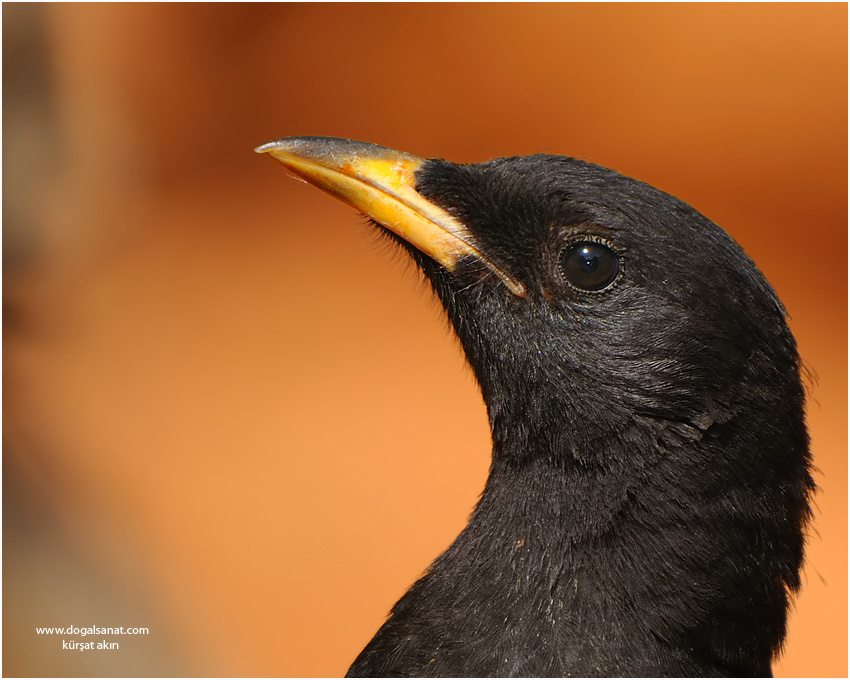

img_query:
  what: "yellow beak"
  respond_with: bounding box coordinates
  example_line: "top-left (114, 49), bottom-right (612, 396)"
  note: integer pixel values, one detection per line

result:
top-left (256, 137), bottom-right (526, 297)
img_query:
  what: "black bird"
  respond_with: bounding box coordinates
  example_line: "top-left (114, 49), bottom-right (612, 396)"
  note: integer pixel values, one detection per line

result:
top-left (257, 137), bottom-right (813, 678)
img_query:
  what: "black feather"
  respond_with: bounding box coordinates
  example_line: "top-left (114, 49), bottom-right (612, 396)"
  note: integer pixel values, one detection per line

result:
top-left (345, 154), bottom-right (813, 678)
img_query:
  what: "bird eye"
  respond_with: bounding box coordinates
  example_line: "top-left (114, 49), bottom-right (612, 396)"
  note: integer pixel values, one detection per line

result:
top-left (560, 240), bottom-right (620, 292)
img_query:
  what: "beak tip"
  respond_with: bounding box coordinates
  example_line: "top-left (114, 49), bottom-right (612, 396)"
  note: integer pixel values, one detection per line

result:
top-left (255, 140), bottom-right (281, 154)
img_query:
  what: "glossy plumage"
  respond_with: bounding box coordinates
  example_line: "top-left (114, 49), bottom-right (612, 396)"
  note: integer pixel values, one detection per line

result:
top-left (260, 139), bottom-right (814, 678)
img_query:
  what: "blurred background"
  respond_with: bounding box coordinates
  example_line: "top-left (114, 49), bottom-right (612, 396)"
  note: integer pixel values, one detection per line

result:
top-left (3, 3), bottom-right (846, 677)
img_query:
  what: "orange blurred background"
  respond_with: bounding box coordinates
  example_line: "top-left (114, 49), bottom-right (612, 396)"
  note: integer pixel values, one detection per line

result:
top-left (3, 4), bottom-right (846, 677)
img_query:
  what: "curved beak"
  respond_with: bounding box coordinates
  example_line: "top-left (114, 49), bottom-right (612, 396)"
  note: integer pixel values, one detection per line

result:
top-left (256, 136), bottom-right (526, 297)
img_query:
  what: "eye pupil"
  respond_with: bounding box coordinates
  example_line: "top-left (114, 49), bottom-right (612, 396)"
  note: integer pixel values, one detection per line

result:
top-left (561, 240), bottom-right (620, 291)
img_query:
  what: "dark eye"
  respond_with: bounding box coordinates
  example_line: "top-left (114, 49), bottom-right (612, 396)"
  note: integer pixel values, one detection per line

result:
top-left (560, 240), bottom-right (620, 292)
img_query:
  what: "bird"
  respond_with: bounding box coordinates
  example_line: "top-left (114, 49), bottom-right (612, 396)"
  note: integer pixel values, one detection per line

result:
top-left (256, 136), bottom-right (814, 678)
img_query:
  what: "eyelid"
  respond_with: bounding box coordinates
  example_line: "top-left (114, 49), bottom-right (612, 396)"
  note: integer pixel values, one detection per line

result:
top-left (562, 232), bottom-right (620, 253)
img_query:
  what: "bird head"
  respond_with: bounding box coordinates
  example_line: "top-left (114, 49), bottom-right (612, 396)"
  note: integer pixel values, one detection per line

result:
top-left (257, 137), bottom-right (806, 472)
